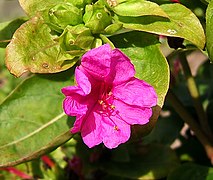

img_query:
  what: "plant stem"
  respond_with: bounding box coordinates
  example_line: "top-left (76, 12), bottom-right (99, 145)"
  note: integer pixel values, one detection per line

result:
top-left (99, 34), bottom-right (115, 49)
top-left (179, 51), bottom-right (213, 139)
top-left (167, 90), bottom-right (213, 164)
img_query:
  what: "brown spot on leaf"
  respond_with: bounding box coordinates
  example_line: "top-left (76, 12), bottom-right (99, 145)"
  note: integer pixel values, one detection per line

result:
top-left (42, 63), bottom-right (49, 69)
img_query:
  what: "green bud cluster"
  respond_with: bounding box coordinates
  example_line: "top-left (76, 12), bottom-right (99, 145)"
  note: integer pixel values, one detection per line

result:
top-left (48, 3), bottom-right (83, 31)
top-left (59, 24), bottom-right (95, 58)
top-left (41, 0), bottom-right (124, 60)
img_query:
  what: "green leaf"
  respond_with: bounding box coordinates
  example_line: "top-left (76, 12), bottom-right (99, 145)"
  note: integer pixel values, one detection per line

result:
top-left (143, 108), bottom-right (184, 145)
top-left (167, 163), bottom-right (213, 180)
top-left (110, 31), bottom-right (170, 108)
top-left (113, 0), bottom-right (169, 18)
top-left (0, 48), bottom-right (23, 104)
top-left (0, 18), bottom-right (27, 48)
top-left (101, 144), bottom-right (179, 179)
top-left (114, 3), bottom-right (205, 49)
top-left (0, 69), bottom-right (75, 167)
top-left (6, 16), bottom-right (78, 77)
top-left (206, 0), bottom-right (213, 61)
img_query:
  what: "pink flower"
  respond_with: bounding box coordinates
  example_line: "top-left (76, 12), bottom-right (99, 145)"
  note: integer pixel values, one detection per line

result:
top-left (62, 44), bottom-right (157, 148)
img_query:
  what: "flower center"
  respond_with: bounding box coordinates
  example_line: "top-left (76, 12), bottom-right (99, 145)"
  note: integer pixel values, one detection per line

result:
top-left (98, 91), bottom-right (115, 114)
top-left (97, 84), bottom-right (119, 131)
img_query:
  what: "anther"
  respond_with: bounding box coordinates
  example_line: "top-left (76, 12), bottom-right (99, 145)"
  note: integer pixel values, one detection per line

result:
top-left (98, 100), bottom-right (103, 105)
top-left (110, 105), bottom-right (115, 109)
top-left (108, 91), bottom-right (113, 96)
top-left (114, 126), bottom-right (119, 131)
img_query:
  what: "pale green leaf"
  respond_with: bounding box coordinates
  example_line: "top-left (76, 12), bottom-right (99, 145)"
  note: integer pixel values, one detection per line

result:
top-left (6, 16), bottom-right (77, 77)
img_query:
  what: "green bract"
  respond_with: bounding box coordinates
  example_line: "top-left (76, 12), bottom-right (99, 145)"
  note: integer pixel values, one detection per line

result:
top-left (59, 25), bottom-right (95, 57)
top-left (83, 3), bottom-right (112, 34)
top-left (48, 3), bottom-right (83, 30)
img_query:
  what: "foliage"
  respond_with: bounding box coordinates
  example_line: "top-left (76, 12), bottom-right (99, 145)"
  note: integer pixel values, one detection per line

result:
top-left (0, 0), bottom-right (213, 179)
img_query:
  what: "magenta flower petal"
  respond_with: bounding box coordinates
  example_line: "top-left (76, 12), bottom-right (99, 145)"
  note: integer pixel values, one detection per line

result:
top-left (63, 96), bottom-right (88, 116)
top-left (81, 109), bottom-right (103, 148)
top-left (81, 44), bottom-right (111, 80)
top-left (75, 67), bottom-right (91, 95)
top-left (108, 48), bottom-right (135, 84)
top-left (71, 115), bottom-right (84, 134)
top-left (113, 77), bottom-right (157, 107)
top-left (62, 44), bottom-right (158, 149)
top-left (62, 68), bottom-right (91, 96)
top-left (113, 99), bottom-right (152, 125)
top-left (102, 116), bottom-right (131, 149)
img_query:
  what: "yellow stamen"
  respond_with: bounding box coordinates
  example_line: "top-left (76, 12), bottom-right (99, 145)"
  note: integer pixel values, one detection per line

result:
top-left (98, 100), bottom-right (103, 105)
top-left (110, 105), bottom-right (116, 109)
top-left (114, 126), bottom-right (119, 131)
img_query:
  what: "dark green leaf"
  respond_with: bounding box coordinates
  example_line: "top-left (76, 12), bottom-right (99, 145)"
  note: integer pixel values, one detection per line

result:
top-left (5, 16), bottom-right (78, 77)
top-left (110, 31), bottom-right (169, 107)
top-left (101, 144), bottom-right (179, 179)
top-left (143, 109), bottom-right (184, 145)
top-left (0, 18), bottom-right (27, 48)
top-left (167, 163), bottom-right (213, 180)
top-left (206, 0), bottom-right (213, 61)
top-left (0, 69), bottom-right (75, 167)
top-left (114, 3), bottom-right (205, 49)
top-left (0, 48), bottom-right (23, 103)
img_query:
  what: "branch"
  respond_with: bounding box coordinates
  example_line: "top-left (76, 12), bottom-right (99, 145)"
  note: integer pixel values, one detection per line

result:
top-left (167, 90), bottom-right (213, 164)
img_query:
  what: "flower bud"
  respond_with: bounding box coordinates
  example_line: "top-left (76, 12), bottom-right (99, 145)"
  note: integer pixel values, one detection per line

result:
top-left (104, 23), bottom-right (123, 35)
top-left (48, 3), bottom-right (83, 29)
top-left (83, 3), bottom-right (112, 34)
top-left (71, 0), bottom-right (93, 9)
top-left (59, 25), bottom-right (94, 56)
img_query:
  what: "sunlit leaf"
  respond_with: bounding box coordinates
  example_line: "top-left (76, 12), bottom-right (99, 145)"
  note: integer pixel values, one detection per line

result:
top-left (113, 0), bottom-right (169, 18)
top-left (114, 3), bottom-right (205, 49)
